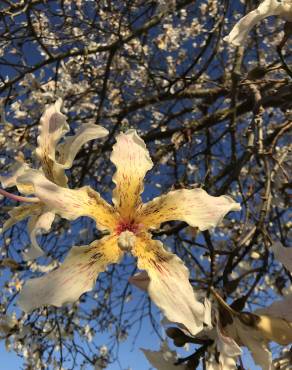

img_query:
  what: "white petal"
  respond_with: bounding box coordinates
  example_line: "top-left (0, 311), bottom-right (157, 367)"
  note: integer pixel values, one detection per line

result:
top-left (142, 342), bottom-right (186, 370)
top-left (0, 162), bottom-right (28, 189)
top-left (256, 314), bottom-right (292, 345)
top-left (255, 294), bottom-right (292, 322)
top-left (110, 129), bottom-right (153, 219)
top-left (18, 236), bottom-right (122, 312)
top-left (271, 242), bottom-right (292, 271)
top-left (204, 298), bottom-right (213, 328)
top-left (216, 322), bottom-right (241, 369)
top-left (235, 317), bottom-right (273, 370)
top-left (56, 124), bottom-right (108, 169)
top-left (23, 210), bottom-right (56, 261)
top-left (132, 233), bottom-right (205, 335)
top-left (224, 0), bottom-right (286, 46)
top-left (206, 351), bottom-right (238, 370)
top-left (17, 169), bottom-right (118, 230)
top-left (36, 99), bottom-right (69, 185)
top-left (137, 188), bottom-right (241, 231)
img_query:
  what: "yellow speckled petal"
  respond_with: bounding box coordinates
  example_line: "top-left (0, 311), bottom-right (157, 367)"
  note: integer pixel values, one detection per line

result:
top-left (17, 169), bottom-right (119, 231)
top-left (110, 130), bottom-right (153, 220)
top-left (36, 99), bottom-right (69, 186)
top-left (18, 235), bottom-right (123, 312)
top-left (136, 188), bottom-right (241, 231)
top-left (131, 232), bottom-right (205, 335)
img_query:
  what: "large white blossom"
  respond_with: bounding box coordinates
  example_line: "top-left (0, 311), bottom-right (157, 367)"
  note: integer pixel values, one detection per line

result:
top-left (15, 130), bottom-right (240, 335)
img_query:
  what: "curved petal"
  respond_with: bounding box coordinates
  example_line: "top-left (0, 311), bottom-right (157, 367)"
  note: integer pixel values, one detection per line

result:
top-left (132, 232), bottom-right (205, 335)
top-left (255, 293), bottom-right (292, 322)
top-left (0, 162), bottom-right (34, 194)
top-left (0, 162), bottom-right (28, 189)
top-left (271, 242), bottom-right (292, 272)
top-left (23, 210), bottom-right (56, 261)
top-left (234, 317), bottom-right (272, 370)
top-left (110, 130), bottom-right (153, 219)
top-left (17, 169), bottom-right (118, 231)
top-left (18, 235), bottom-right (123, 312)
top-left (2, 203), bottom-right (42, 232)
top-left (224, 0), bottom-right (285, 46)
top-left (136, 189), bottom-right (241, 231)
top-left (36, 99), bottom-right (69, 186)
top-left (142, 342), bottom-right (185, 370)
top-left (56, 124), bottom-right (108, 169)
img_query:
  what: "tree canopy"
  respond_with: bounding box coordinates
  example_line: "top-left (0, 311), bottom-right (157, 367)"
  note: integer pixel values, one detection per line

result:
top-left (0, 0), bottom-right (291, 369)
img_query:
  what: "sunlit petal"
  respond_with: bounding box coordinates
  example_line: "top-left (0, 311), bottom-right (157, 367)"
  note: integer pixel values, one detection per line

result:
top-left (18, 235), bottom-right (123, 312)
top-left (234, 317), bottom-right (272, 370)
top-left (24, 210), bottom-right (56, 261)
top-left (255, 293), bottom-right (292, 322)
top-left (131, 232), bottom-right (205, 335)
top-left (36, 98), bottom-right (69, 186)
top-left (258, 315), bottom-right (292, 345)
top-left (136, 188), bottom-right (240, 231)
top-left (56, 124), bottom-right (108, 169)
top-left (110, 130), bottom-right (153, 219)
top-left (224, 0), bottom-right (292, 46)
top-left (17, 169), bottom-right (118, 231)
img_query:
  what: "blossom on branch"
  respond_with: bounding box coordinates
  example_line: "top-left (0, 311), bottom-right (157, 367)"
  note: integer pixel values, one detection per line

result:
top-left (0, 99), bottom-right (108, 260)
top-left (224, 0), bottom-right (292, 46)
top-left (16, 130), bottom-right (240, 335)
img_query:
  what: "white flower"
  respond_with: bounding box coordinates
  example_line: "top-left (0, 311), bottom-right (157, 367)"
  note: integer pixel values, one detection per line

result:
top-left (16, 130), bottom-right (240, 336)
top-left (0, 99), bottom-right (108, 260)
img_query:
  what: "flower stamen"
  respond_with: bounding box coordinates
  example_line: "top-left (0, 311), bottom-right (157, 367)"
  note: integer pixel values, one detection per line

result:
top-left (0, 188), bottom-right (40, 203)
